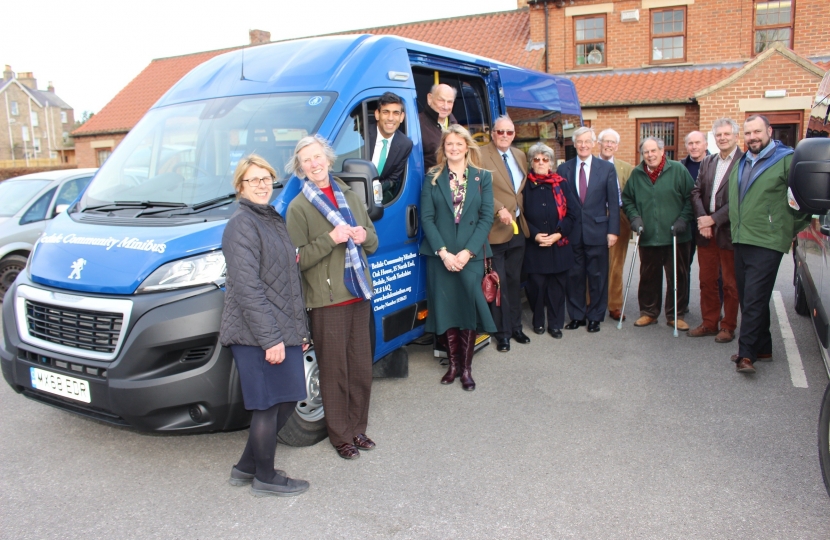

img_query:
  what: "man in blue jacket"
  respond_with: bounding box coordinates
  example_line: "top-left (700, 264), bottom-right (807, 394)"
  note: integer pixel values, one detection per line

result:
top-left (556, 127), bottom-right (620, 333)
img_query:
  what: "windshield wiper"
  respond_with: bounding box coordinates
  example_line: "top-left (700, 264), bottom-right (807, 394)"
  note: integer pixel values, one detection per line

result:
top-left (83, 200), bottom-right (187, 212)
top-left (190, 193), bottom-right (238, 210)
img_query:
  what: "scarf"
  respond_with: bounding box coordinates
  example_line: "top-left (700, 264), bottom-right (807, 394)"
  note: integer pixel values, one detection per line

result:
top-left (448, 169), bottom-right (467, 224)
top-left (644, 155), bottom-right (666, 184)
top-left (302, 176), bottom-right (373, 301)
top-left (527, 170), bottom-right (569, 247)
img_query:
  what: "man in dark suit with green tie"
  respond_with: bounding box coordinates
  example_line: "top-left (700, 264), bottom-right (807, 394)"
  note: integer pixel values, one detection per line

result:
top-left (368, 92), bottom-right (414, 204)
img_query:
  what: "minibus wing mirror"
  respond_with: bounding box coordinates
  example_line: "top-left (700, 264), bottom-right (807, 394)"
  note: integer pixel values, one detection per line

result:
top-left (789, 138), bottom-right (830, 215)
top-left (336, 159), bottom-right (384, 221)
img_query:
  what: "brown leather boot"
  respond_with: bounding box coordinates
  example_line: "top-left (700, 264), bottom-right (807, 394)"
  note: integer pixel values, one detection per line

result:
top-left (459, 329), bottom-right (476, 391)
top-left (440, 329), bottom-right (462, 384)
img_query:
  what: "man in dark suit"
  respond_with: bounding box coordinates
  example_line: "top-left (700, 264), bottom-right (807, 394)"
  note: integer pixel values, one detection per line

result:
top-left (689, 118), bottom-right (743, 343)
top-left (368, 92), bottom-right (414, 204)
top-left (556, 127), bottom-right (620, 333)
top-left (480, 116), bottom-right (529, 352)
top-left (419, 83), bottom-right (457, 171)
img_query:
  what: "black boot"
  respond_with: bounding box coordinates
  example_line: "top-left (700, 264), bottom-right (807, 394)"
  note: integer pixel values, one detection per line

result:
top-left (441, 328), bottom-right (462, 384)
top-left (459, 329), bottom-right (476, 391)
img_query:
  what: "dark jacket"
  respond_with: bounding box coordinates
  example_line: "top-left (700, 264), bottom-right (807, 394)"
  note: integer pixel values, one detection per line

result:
top-left (368, 128), bottom-right (413, 204)
top-left (690, 149), bottom-right (743, 250)
top-left (680, 153), bottom-right (709, 182)
top-left (622, 158), bottom-right (694, 247)
top-left (555, 156), bottom-right (620, 246)
top-left (729, 140), bottom-right (810, 254)
top-left (286, 178), bottom-right (378, 308)
top-left (521, 178), bottom-right (578, 275)
top-left (220, 198), bottom-right (310, 349)
top-left (419, 105), bottom-right (457, 171)
top-left (419, 166), bottom-right (496, 334)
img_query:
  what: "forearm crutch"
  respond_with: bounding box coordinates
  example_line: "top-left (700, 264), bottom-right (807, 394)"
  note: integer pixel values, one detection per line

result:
top-left (617, 228), bottom-right (642, 330)
top-left (672, 230), bottom-right (679, 338)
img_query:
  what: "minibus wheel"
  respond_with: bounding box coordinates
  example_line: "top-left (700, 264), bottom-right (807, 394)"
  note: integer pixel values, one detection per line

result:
top-left (819, 382), bottom-right (830, 498)
top-left (277, 347), bottom-right (328, 446)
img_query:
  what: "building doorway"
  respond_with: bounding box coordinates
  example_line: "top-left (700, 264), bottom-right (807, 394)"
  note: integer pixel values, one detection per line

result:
top-left (746, 111), bottom-right (803, 147)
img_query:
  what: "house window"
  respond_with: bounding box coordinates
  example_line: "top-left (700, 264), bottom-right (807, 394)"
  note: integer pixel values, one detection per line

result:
top-left (61, 111), bottom-right (68, 124)
top-left (97, 148), bottom-right (112, 166)
top-left (31, 112), bottom-right (39, 127)
top-left (637, 118), bottom-right (678, 160)
top-left (651, 8), bottom-right (686, 63)
top-left (10, 101), bottom-right (19, 116)
top-left (575, 16), bottom-right (606, 67)
top-left (754, 0), bottom-right (793, 54)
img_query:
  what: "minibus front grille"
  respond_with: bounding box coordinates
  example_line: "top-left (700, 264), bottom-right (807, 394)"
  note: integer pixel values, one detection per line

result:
top-left (25, 300), bottom-right (123, 354)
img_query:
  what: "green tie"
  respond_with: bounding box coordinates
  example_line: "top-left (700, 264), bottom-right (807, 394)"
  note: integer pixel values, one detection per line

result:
top-left (377, 139), bottom-right (388, 173)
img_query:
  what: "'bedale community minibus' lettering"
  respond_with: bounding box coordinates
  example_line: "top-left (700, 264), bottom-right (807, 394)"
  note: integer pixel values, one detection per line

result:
top-left (0, 34), bottom-right (581, 443)
top-left (39, 233), bottom-right (167, 253)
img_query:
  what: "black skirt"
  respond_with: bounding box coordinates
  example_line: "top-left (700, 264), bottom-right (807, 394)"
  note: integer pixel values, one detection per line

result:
top-left (230, 345), bottom-right (307, 411)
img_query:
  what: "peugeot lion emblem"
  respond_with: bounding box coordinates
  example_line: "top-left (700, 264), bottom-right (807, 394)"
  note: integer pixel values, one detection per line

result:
top-left (68, 258), bottom-right (87, 280)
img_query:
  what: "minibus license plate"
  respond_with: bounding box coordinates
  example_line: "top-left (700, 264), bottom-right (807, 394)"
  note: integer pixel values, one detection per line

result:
top-left (30, 367), bottom-right (91, 404)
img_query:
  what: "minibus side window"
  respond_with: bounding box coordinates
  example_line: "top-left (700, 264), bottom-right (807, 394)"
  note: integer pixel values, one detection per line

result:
top-left (332, 103), bottom-right (367, 171)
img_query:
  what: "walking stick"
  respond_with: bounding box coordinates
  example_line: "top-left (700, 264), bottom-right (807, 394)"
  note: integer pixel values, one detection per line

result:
top-left (672, 228), bottom-right (679, 338)
top-left (617, 227), bottom-right (643, 330)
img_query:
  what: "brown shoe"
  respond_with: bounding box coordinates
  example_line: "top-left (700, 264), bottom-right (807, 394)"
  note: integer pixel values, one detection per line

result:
top-left (667, 319), bottom-right (690, 331)
top-left (609, 309), bottom-right (625, 321)
top-left (714, 329), bottom-right (735, 343)
top-left (634, 315), bottom-right (658, 327)
top-left (731, 353), bottom-right (771, 363)
top-left (735, 357), bottom-right (756, 373)
top-left (353, 434), bottom-right (376, 450)
top-left (688, 325), bottom-right (718, 337)
top-left (335, 443), bottom-right (360, 459)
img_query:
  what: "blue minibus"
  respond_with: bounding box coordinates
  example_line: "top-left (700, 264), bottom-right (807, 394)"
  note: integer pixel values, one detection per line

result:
top-left (1, 34), bottom-right (582, 445)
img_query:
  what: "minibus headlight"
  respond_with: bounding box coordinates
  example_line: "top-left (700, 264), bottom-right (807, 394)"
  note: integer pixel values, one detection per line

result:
top-left (136, 251), bottom-right (226, 293)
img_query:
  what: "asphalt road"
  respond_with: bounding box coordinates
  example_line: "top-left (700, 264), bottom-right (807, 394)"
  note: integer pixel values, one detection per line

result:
top-left (1, 247), bottom-right (829, 539)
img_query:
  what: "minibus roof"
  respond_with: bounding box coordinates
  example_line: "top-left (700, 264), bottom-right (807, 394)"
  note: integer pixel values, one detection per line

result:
top-left (153, 34), bottom-right (581, 117)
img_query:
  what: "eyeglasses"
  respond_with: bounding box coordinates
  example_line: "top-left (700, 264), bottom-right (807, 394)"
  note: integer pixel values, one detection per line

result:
top-left (600, 139), bottom-right (618, 145)
top-left (242, 176), bottom-right (273, 187)
top-left (494, 130), bottom-right (515, 136)
top-left (532, 156), bottom-right (550, 163)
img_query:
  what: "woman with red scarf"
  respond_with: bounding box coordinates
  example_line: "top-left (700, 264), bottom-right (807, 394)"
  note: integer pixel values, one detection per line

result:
top-left (520, 143), bottom-right (578, 339)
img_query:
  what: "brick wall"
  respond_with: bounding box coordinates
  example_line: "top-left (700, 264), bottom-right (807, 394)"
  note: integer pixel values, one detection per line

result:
top-left (74, 133), bottom-right (128, 168)
top-left (697, 51), bottom-right (823, 149)
top-left (535, 0), bottom-right (830, 73)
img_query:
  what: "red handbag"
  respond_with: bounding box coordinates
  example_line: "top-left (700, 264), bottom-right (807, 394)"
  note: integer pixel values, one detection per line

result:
top-left (482, 258), bottom-right (500, 306)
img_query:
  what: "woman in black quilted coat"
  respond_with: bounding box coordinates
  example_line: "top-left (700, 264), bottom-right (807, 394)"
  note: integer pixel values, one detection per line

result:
top-left (219, 154), bottom-right (310, 497)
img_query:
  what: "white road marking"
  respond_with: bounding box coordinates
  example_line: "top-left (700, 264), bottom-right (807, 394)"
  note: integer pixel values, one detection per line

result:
top-left (772, 291), bottom-right (808, 388)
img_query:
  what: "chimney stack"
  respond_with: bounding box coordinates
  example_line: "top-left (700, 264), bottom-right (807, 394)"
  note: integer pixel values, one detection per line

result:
top-left (18, 72), bottom-right (37, 89)
top-left (249, 29), bottom-right (271, 45)
top-left (3, 65), bottom-right (13, 81)
top-left (47, 81), bottom-right (55, 93)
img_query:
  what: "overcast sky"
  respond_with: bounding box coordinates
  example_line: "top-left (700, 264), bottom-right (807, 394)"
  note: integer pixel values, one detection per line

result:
top-left (2, 0), bottom-right (517, 117)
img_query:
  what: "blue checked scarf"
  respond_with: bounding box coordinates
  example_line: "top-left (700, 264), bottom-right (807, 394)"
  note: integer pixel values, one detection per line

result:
top-left (302, 176), bottom-right (373, 301)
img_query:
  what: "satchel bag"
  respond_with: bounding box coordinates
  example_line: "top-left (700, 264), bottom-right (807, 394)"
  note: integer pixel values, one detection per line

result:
top-left (482, 257), bottom-right (500, 306)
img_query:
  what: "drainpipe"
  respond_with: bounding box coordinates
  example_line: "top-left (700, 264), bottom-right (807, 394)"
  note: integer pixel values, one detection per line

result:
top-left (544, 0), bottom-right (550, 73)
top-left (4, 93), bottom-right (14, 164)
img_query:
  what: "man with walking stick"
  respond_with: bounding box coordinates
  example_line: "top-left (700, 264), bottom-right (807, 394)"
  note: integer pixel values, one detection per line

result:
top-left (621, 137), bottom-right (695, 330)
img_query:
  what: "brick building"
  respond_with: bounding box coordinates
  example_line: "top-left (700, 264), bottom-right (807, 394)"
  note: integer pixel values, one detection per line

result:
top-left (0, 66), bottom-right (75, 166)
top-left (74, 1), bottom-right (828, 167)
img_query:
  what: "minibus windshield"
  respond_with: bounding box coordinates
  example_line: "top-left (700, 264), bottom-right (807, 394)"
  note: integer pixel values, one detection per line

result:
top-left (82, 93), bottom-right (335, 210)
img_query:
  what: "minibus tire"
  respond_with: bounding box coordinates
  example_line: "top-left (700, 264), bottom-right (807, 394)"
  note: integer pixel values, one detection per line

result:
top-left (818, 382), bottom-right (830, 498)
top-left (278, 412), bottom-right (328, 447)
top-left (795, 273), bottom-right (809, 316)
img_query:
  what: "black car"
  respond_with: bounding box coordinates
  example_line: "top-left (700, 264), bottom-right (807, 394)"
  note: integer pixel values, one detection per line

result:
top-left (789, 70), bottom-right (830, 497)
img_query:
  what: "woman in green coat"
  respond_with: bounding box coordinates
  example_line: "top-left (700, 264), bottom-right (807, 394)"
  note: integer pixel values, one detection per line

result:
top-left (419, 125), bottom-right (496, 391)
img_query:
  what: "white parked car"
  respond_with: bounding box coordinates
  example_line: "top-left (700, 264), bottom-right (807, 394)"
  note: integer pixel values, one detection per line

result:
top-left (0, 168), bottom-right (97, 300)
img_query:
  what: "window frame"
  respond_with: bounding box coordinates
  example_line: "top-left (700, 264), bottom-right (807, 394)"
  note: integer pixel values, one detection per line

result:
top-left (96, 148), bottom-right (112, 167)
top-left (10, 101), bottom-right (19, 116)
top-left (650, 7), bottom-right (687, 64)
top-left (636, 118), bottom-right (679, 162)
top-left (574, 15), bottom-right (607, 68)
top-left (753, 0), bottom-right (794, 55)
